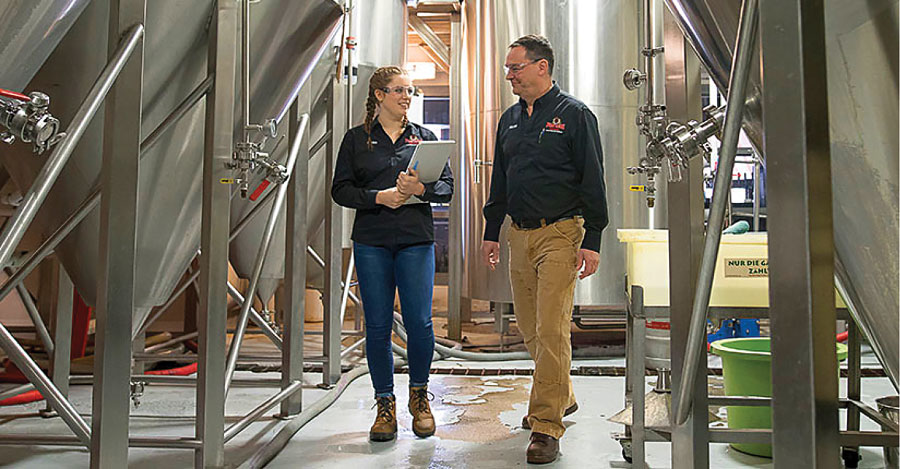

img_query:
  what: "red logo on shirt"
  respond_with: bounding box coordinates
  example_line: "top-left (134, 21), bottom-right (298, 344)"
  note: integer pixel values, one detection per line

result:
top-left (545, 117), bottom-right (566, 132)
top-left (404, 135), bottom-right (421, 145)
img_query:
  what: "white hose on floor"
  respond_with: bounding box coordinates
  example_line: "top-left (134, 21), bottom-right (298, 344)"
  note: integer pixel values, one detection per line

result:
top-left (238, 360), bottom-right (405, 469)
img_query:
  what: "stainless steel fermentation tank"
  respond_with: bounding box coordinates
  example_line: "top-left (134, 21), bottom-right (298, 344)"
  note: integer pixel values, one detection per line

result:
top-left (462, 0), bottom-right (647, 307)
top-left (664, 0), bottom-right (899, 388)
top-left (229, 0), bottom-right (408, 303)
top-left (0, 0), bottom-right (342, 334)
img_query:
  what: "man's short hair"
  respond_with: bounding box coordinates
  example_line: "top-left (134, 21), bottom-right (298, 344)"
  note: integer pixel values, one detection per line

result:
top-left (509, 35), bottom-right (554, 75)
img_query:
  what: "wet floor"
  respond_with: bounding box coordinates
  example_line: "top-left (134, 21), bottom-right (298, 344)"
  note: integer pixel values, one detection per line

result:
top-left (0, 365), bottom-right (894, 468)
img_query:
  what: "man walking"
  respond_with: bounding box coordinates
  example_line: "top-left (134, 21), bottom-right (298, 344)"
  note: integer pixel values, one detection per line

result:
top-left (481, 35), bottom-right (608, 464)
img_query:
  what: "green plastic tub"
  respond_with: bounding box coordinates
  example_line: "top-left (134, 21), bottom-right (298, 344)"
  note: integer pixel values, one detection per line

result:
top-left (710, 337), bottom-right (848, 457)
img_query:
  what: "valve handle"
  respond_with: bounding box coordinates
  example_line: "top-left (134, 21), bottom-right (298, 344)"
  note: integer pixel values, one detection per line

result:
top-left (0, 88), bottom-right (30, 102)
top-left (249, 179), bottom-right (270, 201)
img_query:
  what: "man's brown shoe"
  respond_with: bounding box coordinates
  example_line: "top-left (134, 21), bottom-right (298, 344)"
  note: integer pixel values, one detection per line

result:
top-left (369, 395), bottom-right (397, 441)
top-left (526, 432), bottom-right (559, 464)
top-left (408, 385), bottom-right (436, 438)
top-left (522, 402), bottom-right (579, 429)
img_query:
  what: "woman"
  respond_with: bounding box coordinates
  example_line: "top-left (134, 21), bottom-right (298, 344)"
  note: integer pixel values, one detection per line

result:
top-left (331, 66), bottom-right (453, 442)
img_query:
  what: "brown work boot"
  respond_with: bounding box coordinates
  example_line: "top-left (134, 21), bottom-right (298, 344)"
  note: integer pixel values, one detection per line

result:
top-left (369, 395), bottom-right (397, 441)
top-left (408, 385), bottom-right (436, 438)
top-left (522, 402), bottom-right (579, 429)
top-left (527, 432), bottom-right (560, 464)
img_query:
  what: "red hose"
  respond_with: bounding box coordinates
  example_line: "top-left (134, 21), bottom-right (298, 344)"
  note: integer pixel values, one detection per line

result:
top-left (145, 362), bottom-right (197, 376)
top-left (0, 390), bottom-right (43, 406)
top-left (0, 88), bottom-right (30, 102)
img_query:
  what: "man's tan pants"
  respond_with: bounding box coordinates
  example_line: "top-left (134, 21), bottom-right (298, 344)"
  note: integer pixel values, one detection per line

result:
top-left (508, 217), bottom-right (584, 439)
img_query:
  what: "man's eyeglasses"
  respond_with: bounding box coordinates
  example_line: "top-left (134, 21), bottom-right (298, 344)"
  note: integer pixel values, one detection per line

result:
top-left (504, 59), bottom-right (540, 75)
top-left (381, 86), bottom-right (416, 97)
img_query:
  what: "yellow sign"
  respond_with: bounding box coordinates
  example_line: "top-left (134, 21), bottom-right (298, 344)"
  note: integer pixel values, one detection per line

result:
top-left (724, 258), bottom-right (768, 277)
top-left (629, 185), bottom-right (645, 192)
top-left (220, 178), bottom-right (234, 184)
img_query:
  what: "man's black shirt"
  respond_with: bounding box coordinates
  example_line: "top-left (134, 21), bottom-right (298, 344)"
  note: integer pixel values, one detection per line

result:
top-left (482, 83), bottom-right (609, 252)
top-left (332, 119), bottom-right (453, 247)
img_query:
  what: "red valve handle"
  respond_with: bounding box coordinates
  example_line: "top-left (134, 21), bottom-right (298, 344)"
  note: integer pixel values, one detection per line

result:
top-left (249, 179), bottom-right (270, 201)
top-left (0, 88), bottom-right (30, 102)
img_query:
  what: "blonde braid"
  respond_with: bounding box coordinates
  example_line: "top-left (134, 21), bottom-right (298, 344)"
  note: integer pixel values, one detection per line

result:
top-left (364, 91), bottom-right (378, 151)
top-left (364, 65), bottom-right (409, 151)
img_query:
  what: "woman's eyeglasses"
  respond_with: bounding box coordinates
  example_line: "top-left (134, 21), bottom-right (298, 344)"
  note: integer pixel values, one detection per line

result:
top-left (381, 86), bottom-right (416, 97)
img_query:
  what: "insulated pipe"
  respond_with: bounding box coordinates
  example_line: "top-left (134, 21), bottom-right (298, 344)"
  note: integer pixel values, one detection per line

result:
top-left (225, 113), bottom-right (310, 394)
top-left (0, 24), bottom-right (144, 270)
top-left (673, 0), bottom-right (759, 427)
top-left (0, 74), bottom-right (213, 321)
top-left (0, 322), bottom-right (91, 444)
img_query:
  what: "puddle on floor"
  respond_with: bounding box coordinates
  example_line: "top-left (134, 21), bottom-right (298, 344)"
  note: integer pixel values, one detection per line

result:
top-left (424, 376), bottom-right (531, 443)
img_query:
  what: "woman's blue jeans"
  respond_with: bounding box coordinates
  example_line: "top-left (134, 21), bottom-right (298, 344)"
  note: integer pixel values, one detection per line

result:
top-left (353, 242), bottom-right (435, 397)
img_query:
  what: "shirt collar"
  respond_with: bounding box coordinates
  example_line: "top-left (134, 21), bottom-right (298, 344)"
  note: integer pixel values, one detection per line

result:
top-left (371, 115), bottom-right (416, 143)
top-left (519, 82), bottom-right (560, 111)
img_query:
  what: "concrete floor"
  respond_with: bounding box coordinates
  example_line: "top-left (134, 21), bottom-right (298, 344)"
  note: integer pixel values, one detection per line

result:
top-left (0, 354), bottom-right (894, 468)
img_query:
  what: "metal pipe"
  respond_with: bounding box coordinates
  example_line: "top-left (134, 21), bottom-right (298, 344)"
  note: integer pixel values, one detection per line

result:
top-left (0, 24), bottom-right (144, 270)
top-left (141, 75), bottom-right (213, 152)
top-left (68, 374), bottom-right (283, 387)
top-left (0, 74), bottom-right (213, 316)
top-left (0, 434), bottom-right (201, 449)
top-left (225, 114), bottom-right (310, 393)
top-left (0, 382), bottom-right (35, 401)
top-left (241, 0), bottom-right (251, 141)
top-left (339, 252), bottom-right (354, 325)
top-left (0, 323), bottom-right (91, 444)
top-left (226, 280), bottom-right (283, 350)
top-left (13, 279), bottom-right (52, 354)
top-left (134, 186), bottom-right (278, 338)
top-left (309, 129), bottom-right (332, 158)
top-left (643, 0), bottom-right (654, 108)
top-left (752, 155), bottom-right (761, 230)
top-left (223, 380), bottom-right (303, 442)
top-left (340, 337), bottom-right (366, 359)
top-left (307, 245), bottom-right (362, 307)
top-left (144, 331), bottom-right (199, 353)
top-left (345, 0), bottom-right (354, 134)
top-left (673, 0), bottom-right (759, 427)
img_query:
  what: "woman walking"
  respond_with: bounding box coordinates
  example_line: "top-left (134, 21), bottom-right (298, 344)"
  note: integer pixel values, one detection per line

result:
top-left (331, 66), bottom-right (453, 441)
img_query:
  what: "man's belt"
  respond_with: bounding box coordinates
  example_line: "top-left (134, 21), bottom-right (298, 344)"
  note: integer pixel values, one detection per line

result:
top-left (511, 214), bottom-right (579, 230)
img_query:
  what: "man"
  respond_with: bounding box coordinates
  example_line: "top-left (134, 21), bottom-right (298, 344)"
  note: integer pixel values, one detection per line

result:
top-left (481, 35), bottom-right (608, 464)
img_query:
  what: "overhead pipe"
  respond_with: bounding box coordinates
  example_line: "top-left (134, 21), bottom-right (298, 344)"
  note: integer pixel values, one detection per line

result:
top-left (224, 113), bottom-right (310, 394)
top-left (673, 0), bottom-right (759, 427)
top-left (0, 24), bottom-right (144, 270)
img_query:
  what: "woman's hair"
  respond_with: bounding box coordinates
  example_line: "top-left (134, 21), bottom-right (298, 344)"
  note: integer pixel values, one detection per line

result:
top-left (364, 66), bottom-right (409, 151)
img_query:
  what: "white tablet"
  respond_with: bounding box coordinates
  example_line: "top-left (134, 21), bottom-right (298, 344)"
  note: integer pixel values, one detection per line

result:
top-left (403, 140), bottom-right (454, 205)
